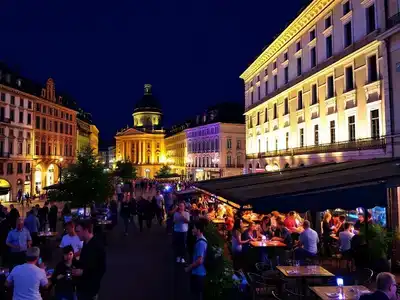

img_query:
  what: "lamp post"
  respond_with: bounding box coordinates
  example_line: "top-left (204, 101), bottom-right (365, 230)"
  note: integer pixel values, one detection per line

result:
top-left (57, 157), bottom-right (63, 184)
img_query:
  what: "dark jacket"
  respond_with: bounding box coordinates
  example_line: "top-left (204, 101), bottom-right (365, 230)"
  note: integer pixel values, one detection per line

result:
top-left (120, 201), bottom-right (132, 219)
top-left (360, 290), bottom-right (389, 300)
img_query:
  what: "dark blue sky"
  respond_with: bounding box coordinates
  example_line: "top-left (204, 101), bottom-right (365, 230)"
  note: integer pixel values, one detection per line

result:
top-left (0, 0), bottom-right (308, 147)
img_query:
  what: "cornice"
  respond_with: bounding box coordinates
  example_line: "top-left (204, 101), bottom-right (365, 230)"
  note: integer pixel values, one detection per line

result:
top-left (240, 0), bottom-right (334, 82)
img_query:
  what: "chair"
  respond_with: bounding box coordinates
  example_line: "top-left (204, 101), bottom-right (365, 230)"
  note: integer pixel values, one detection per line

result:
top-left (247, 272), bottom-right (279, 300)
top-left (271, 288), bottom-right (305, 299)
top-left (353, 268), bottom-right (373, 286)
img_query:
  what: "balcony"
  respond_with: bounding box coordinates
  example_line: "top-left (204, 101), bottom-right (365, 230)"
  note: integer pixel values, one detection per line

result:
top-left (246, 137), bottom-right (386, 159)
top-left (388, 12), bottom-right (400, 29)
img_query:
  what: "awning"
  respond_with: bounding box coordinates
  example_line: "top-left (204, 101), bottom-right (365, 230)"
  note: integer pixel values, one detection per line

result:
top-left (0, 187), bottom-right (10, 195)
top-left (43, 183), bottom-right (63, 190)
top-left (251, 181), bottom-right (388, 213)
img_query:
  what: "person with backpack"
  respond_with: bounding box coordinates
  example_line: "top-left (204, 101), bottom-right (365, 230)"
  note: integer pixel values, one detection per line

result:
top-left (185, 220), bottom-right (207, 300)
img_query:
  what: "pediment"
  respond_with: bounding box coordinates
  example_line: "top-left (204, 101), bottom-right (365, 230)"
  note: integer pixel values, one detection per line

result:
top-left (115, 128), bottom-right (145, 137)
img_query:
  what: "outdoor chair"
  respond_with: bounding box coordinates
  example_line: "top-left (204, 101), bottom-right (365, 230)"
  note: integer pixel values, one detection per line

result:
top-left (255, 261), bottom-right (280, 277)
top-left (247, 272), bottom-right (282, 300)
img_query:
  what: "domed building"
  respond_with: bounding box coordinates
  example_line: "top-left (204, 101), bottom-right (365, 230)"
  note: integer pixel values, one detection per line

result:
top-left (115, 84), bottom-right (166, 178)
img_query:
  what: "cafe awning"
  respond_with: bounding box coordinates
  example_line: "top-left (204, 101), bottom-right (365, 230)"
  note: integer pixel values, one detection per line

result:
top-left (194, 158), bottom-right (400, 213)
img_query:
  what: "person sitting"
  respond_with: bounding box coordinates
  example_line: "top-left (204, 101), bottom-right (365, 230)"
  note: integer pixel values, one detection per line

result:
top-left (260, 216), bottom-right (273, 238)
top-left (339, 222), bottom-right (354, 256)
top-left (271, 220), bottom-right (293, 249)
top-left (360, 272), bottom-right (397, 300)
top-left (51, 245), bottom-right (80, 300)
top-left (295, 220), bottom-right (319, 260)
top-left (284, 211), bottom-right (298, 233)
top-left (241, 223), bottom-right (257, 253)
top-left (335, 215), bottom-right (346, 236)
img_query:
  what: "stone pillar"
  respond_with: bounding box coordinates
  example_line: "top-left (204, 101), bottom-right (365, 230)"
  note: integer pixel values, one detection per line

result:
top-left (143, 141), bottom-right (147, 164)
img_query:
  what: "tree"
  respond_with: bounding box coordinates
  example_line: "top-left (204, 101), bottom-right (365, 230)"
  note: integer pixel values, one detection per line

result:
top-left (155, 165), bottom-right (172, 178)
top-left (48, 147), bottom-right (114, 209)
top-left (114, 161), bottom-right (137, 181)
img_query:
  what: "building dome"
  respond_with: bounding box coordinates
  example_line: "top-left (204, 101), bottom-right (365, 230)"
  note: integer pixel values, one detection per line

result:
top-left (133, 84), bottom-right (163, 129)
top-left (134, 84), bottom-right (162, 113)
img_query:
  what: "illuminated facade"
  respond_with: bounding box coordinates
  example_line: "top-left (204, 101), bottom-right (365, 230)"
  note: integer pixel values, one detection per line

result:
top-left (241, 0), bottom-right (391, 172)
top-left (89, 124), bottom-right (99, 155)
top-left (33, 79), bottom-right (77, 193)
top-left (115, 84), bottom-right (166, 178)
top-left (165, 125), bottom-right (188, 177)
top-left (77, 118), bottom-right (90, 153)
top-left (186, 123), bottom-right (245, 181)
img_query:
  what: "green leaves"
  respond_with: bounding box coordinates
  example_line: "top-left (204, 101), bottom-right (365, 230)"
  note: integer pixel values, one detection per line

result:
top-left (114, 161), bottom-right (137, 180)
top-left (155, 165), bottom-right (172, 178)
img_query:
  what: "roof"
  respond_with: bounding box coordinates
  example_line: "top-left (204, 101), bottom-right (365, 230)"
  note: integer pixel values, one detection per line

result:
top-left (195, 158), bottom-right (400, 212)
top-left (134, 84), bottom-right (162, 114)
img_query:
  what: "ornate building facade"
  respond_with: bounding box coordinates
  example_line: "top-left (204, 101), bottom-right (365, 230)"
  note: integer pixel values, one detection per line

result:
top-left (242, 0), bottom-right (391, 173)
top-left (115, 84), bottom-right (166, 178)
top-left (165, 123), bottom-right (189, 177)
top-left (33, 79), bottom-right (77, 193)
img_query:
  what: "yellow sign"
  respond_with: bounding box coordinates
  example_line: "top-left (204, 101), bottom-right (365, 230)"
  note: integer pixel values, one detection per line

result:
top-left (0, 179), bottom-right (11, 188)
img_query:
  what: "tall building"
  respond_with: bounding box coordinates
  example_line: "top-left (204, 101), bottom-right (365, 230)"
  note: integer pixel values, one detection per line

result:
top-left (33, 79), bottom-right (77, 193)
top-left (185, 103), bottom-right (245, 181)
top-left (165, 123), bottom-right (189, 177)
top-left (115, 84), bottom-right (166, 178)
top-left (0, 65), bottom-right (34, 201)
top-left (241, 0), bottom-right (390, 172)
top-left (76, 110), bottom-right (99, 156)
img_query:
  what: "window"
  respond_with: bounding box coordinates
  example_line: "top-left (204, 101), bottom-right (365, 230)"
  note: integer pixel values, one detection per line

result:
top-left (311, 84), bottom-right (318, 105)
top-left (256, 112), bottom-right (260, 125)
top-left (327, 75), bottom-right (334, 98)
top-left (42, 118), bottom-right (46, 130)
top-left (273, 61), bottom-right (277, 70)
top-left (273, 75), bottom-right (278, 90)
top-left (54, 121), bottom-right (58, 132)
top-left (264, 68), bottom-right (268, 76)
top-left (43, 106), bottom-right (46, 114)
top-left (285, 132), bottom-right (289, 150)
top-left (41, 141), bottom-right (46, 155)
top-left (345, 65), bottom-right (354, 91)
top-left (36, 103), bottom-right (41, 112)
top-left (227, 156), bottom-right (232, 166)
top-left (264, 107), bottom-right (268, 122)
top-left (250, 91), bottom-right (254, 104)
top-left (284, 67), bottom-right (289, 84)
top-left (330, 120), bottom-right (336, 143)
top-left (343, 1), bottom-right (351, 15)
top-left (237, 155), bottom-right (241, 166)
top-left (28, 101), bottom-right (32, 109)
top-left (248, 116), bottom-right (253, 128)
top-left (325, 15), bottom-right (332, 29)
top-left (227, 138), bottom-right (232, 149)
top-left (326, 35), bottom-right (333, 58)
top-left (48, 144), bottom-right (51, 155)
top-left (344, 21), bottom-right (352, 48)
top-left (366, 4), bottom-right (376, 34)
top-left (35, 116), bottom-right (40, 129)
top-left (10, 96), bottom-right (15, 105)
top-left (297, 91), bottom-right (303, 110)
top-left (299, 128), bottom-right (304, 147)
top-left (27, 143), bottom-right (31, 155)
top-left (17, 142), bottom-right (22, 155)
top-left (0, 93), bottom-right (5, 102)
top-left (0, 163), bottom-right (3, 175)
top-left (27, 113), bottom-right (31, 125)
top-left (17, 162), bottom-right (23, 173)
top-left (49, 120), bottom-right (52, 131)
top-left (348, 115), bottom-right (356, 141)
top-left (19, 98), bottom-right (24, 107)
top-left (257, 75), bottom-right (260, 82)
top-left (284, 98), bottom-right (289, 115)
top-left (273, 103), bottom-right (278, 119)
top-left (367, 55), bottom-right (378, 83)
top-left (10, 109), bottom-right (14, 122)
top-left (257, 85), bottom-right (261, 101)
top-left (370, 109), bottom-right (380, 139)
top-left (310, 47), bottom-right (317, 68)
top-left (314, 124), bottom-right (319, 145)
top-left (7, 163), bottom-right (13, 174)
top-left (309, 29), bottom-right (316, 41)
top-left (9, 141), bottom-right (13, 155)
top-left (265, 80), bottom-right (268, 95)
top-left (237, 140), bottom-right (241, 149)
top-left (25, 163), bottom-right (31, 173)
top-left (296, 41), bottom-right (301, 52)
top-left (0, 107), bottom-right (4, 121)
top-left (19, 111), bottom-right (23, 123)
top-left (284, 52), bottom-right (288, 61)
top-left (60, 123), bottom-right (64, 134)
top-left (297, 57), bottom-right (302, 76)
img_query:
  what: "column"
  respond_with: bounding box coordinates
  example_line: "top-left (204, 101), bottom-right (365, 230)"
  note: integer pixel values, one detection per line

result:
top-left (143, 140), bottom-right (147, 164)
top-left (138, 141), bottom-right (141, 164)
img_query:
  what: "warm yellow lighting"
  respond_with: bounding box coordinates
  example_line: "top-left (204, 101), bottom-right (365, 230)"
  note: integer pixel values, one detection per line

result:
top-left (160, 155), bottom-right (166, 164)
top-left (59, 157), bottom-right (63, 162)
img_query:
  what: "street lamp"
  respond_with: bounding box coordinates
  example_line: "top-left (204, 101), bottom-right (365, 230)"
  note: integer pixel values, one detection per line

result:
top-left (57, 157), bottom-right (63, 184)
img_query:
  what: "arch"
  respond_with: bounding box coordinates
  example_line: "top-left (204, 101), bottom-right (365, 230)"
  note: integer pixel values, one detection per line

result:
top-left (299, 163), bottom-right (305, 167)
top-left (0, 178), bottom-right (11, 202)
top-left (35, 165), bottom-right (43, 194)
top-left (248, 163), bottom-right (253, 169)
top-left (256, 162), bottom-right (261, 169)
top-left (284, 163), bottom-right (290, 169)
top-left (47, 164), bottom-right (55, 187)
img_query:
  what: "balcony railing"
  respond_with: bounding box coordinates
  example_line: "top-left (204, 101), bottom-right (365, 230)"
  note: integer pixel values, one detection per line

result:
top-left (388, 12), bottom-right (400, 29)
top-left (246, 137), bottom-right (386, 159)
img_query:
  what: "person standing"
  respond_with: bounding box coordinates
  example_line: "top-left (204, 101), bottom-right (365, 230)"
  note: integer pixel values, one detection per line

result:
top-left (7, 204), bottom-right (20, 229)
top-left (173, 201), bottom-right (190, 263)
top-left (6, 217), bottom-right (32, 270)
top-left (154, 190), bottom-right (165, 226)
top-left (60, 221), bottom-right (83, 257)
top-left (120, 198), bottom-right (132, 236)
top-left (49, 202), bottom-right (58, 232)
top-left (185, 221), bottom-right (207, 300)
top-left (116, 183), bottom-right (123, 203)
top-left (38, 202), bottom-right (49, 232)
top-left (5, 247), bottom-right (48, 299)
top-left (137, 197), bottom-right (152, 232)
top-left (73, 220), bottom-right (106, 300)
top-left (24, 210), bottom-right (40, 246)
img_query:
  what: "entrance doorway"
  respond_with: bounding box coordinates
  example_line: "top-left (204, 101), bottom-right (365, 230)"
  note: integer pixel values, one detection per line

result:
top-left (47, 164), bottom-right (55, 187)
top-left (0, 179), bottom-right (11, 202)
top-left (35, 166), bottom-right (42, 195)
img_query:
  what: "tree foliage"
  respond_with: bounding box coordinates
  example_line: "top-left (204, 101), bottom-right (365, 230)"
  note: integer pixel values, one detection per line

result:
top-left (114, 161), bottom-right (137, 180)
top-left (155, 165), bottom-right (172, 178)
top-left (48, 147), bottom-right (114, 208)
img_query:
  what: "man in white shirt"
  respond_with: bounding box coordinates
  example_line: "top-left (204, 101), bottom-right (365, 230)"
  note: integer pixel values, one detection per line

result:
top-left (339, 222), bottom-right (355, 254)
top-left (154, 190), bottom-right (165, 226)
top-left (60, 221), bottom-right (83, 256)
top-left (295, 220), bottom-right (319, 260)
top-left (5, 247), bottom-right (48, 300)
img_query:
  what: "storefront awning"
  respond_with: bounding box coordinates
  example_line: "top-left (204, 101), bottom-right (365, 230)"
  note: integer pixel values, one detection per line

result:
top-left (194, 158), bottom-right (400, 213)
top-left (0, 187), bottom-right (10, 195)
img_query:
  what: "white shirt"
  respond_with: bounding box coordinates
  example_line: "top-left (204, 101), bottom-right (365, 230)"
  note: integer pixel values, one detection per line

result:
top-left (339, 231), bottom-right (355, 252)
top-left (299, 228), bottom-right (319, 254)
top-left (7, 263), bottom-right (48, 300)
top-left (155, 194), bottom-right (164, 208)
top-left (60, 234), bottom-right (83, 254)
top-left (116, 184), bottom-right (122, 194)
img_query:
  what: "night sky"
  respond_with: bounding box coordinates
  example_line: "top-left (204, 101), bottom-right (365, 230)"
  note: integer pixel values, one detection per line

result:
top-left (0, 0), bottom-right (308, 147)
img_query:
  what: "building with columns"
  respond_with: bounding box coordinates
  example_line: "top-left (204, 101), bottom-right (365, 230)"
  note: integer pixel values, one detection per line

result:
top-left (115, 84), bottom-right (166, 178)
top-left (242, 0), bottom-right (394, 173)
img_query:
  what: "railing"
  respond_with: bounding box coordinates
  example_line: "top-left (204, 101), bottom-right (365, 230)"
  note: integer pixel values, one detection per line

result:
top-left (388, 12), bottom-right (400, 29)
top-left (246, 137), bottom-right (386, 159)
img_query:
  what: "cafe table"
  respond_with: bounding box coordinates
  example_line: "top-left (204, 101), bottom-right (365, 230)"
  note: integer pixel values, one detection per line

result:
top-left (277, 266), bottom-right (335, 296)
top-left (251, 240), bottom-right (286, 248)
top-left (309, 285), bottom-right (371, 300)
top-left (211, 218), bottom-right (225, 224)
